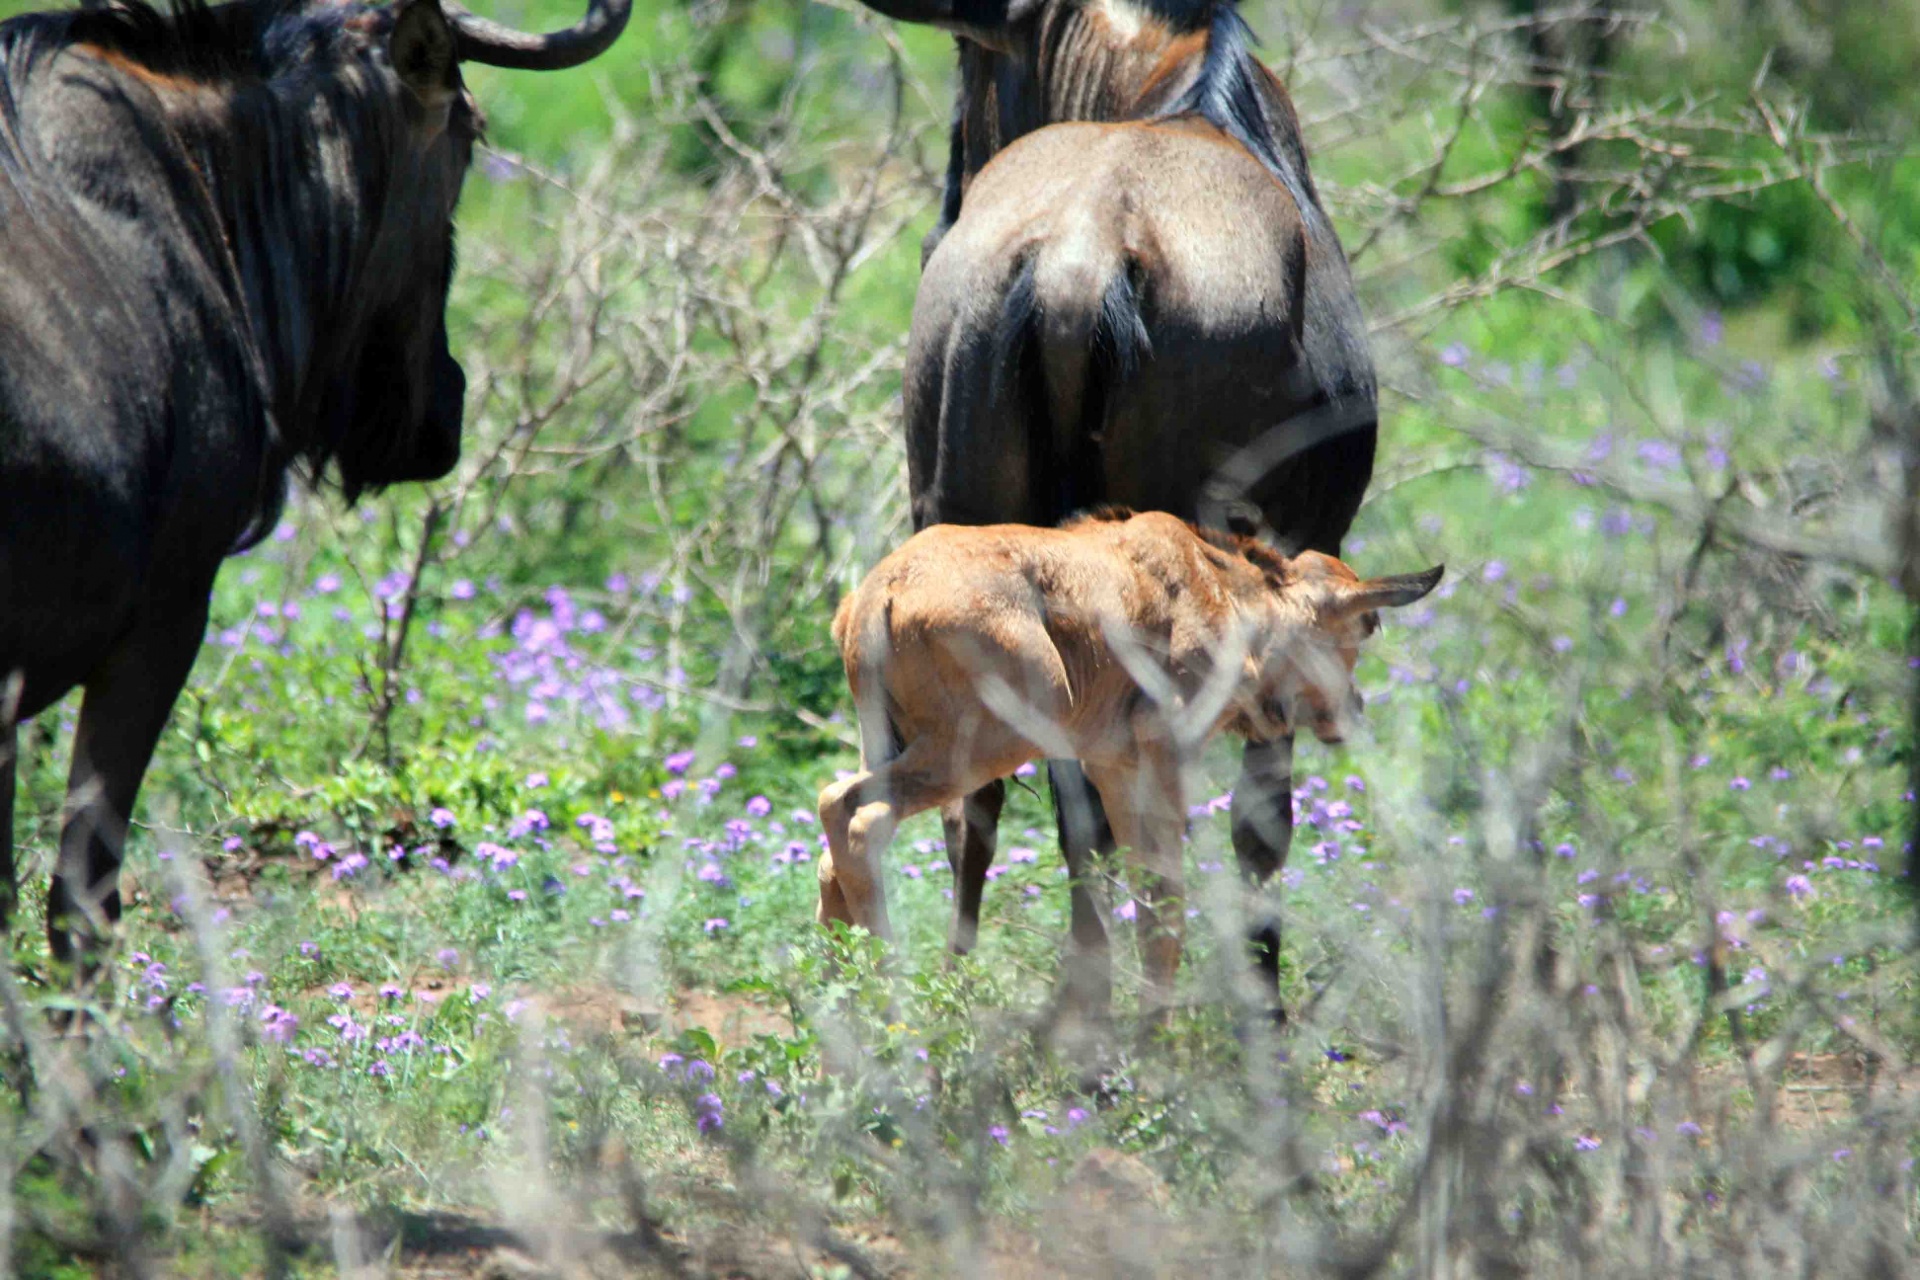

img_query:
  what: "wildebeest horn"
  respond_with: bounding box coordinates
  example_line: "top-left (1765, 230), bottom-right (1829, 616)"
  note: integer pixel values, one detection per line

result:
top-left (444, 0), bottom-right (631, 70)
top-left (1337, 565), bottom-right (1444, 614)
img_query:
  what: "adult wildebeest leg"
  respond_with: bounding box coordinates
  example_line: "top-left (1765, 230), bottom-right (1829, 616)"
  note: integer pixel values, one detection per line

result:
top-left (0, 676), bottom-right (17, 930)
top-left (1050, 760), bottom-right (1117, 1026)
top-left (942, 780), bottom-right (1004, 954)
top-left (49, 608), bottom-right (208, 964)
top-left (1230, 736), bottom-right (1296, 1022)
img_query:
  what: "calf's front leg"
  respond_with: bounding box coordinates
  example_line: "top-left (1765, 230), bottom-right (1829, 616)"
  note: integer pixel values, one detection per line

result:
top-left (1086, 751), bottom-right (1187, 1033)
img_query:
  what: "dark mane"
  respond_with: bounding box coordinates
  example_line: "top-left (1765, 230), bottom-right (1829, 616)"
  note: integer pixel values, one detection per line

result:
top-left (68, 0), bottom-right (274, 79)
top-left (0, 0), bottom-right (283, 84)
top-left (1155, 6), bottom-right (1324, 232)
top-left (1065, 504), bottom-right (1295, 582)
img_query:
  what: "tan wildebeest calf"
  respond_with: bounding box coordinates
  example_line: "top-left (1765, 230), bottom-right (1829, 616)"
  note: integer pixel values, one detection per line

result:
top-left (817, 509), bottom-right (1439, 1022)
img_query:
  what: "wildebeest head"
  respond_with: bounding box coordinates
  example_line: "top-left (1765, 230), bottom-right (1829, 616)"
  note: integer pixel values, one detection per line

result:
top-left (292, 0), bottom-right (629, 501)
top-left (1250, 553), bottom-right (1443, 745)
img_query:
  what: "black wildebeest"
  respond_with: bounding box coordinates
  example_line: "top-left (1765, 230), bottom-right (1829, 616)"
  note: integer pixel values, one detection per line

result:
top-left (848, 0), bottom-right (1377, 1025)
top-left (0, 0), bottom-right (628, 963)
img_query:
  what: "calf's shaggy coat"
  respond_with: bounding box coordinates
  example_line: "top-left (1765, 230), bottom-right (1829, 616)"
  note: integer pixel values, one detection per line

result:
top-left (818, 509), bottom-right (1438, 1019)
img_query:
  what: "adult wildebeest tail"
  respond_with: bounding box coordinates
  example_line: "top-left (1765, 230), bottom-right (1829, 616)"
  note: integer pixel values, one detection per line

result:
top-left (994, 251), bottom-right (1151, 524)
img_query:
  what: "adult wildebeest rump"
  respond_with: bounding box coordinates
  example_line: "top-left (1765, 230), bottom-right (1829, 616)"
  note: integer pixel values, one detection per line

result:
top-left (851, 0), bottom-right (1377, 1024)
top-left (818, 509), bottom-right (1437, 1022)
top-left (0, 0), bottom-right (628, 963)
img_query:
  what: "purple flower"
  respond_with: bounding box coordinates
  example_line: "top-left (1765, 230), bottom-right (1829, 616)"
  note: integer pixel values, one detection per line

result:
top-left (470, 983), bottom-right (491, 1001)
top-left (476, 841), bottom-right (518, 871)
top-left (686, 1059), bottom-right (716, 1083)
top-left (1007, 846), bottom-right (1038, 864)
top-left (988, 1125), bottom-right (1010, 1147)
top-left (429, 807), bottom-right (456, 829)
top-left (1439, 341), bottom-right (1469, 367)
top-left (658, 1053), bottom-right (684, 1076)
top-left (1730, 777), bottom-right (1752, 792)
top-left (1636, 439), bottom-right (1681, 471)
top-left (664, 750), bottom-right (696, 775)
top-left (328, 983), bottom-right (354, 1001)
top-left (1574, 1134), bottom-right (1601, 1152)
top-left (1452, 887), bottom-right (1474, 905)
top-left (1066, 1107), bottom-right (1089, 1129)
top-left (449, 578), bottom-right (476, 601)
top-left (506, 808), bottom-right (550, 838)
top-left (694, 1093), bottom-right (724, 1134)
top-left (1113, 899), bottom-right (1137, 922)
top-left (379, 983), bottom-right (404, 1001)
top-left (1785, 875), bottom-right (1814, 900)
top-left (746, 795), bottom-right (772, 818)
top-left (1482, 560), bottom-right (1507, 584)
top-left (704, 917), bottom-right (729, 934)
top-left (259, 1006), bottom-right (299, 1043)
top-left (436, 948), bottom-right (459, 969)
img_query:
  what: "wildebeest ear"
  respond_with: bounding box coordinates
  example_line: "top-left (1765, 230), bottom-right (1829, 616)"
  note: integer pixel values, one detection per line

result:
top-left (391, 0), bottom-right (458, 103)
top-left (1335, 565), bottom-right (1444, 614)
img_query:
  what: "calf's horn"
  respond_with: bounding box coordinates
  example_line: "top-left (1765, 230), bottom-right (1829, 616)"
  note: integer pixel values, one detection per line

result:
top-left (446, 0), bottom-right (631, 70)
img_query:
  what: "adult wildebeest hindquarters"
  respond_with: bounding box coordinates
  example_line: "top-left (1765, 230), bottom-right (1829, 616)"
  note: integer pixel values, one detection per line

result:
top-left (0, 0), bottom-right (629, 963)
top-left (819, 510), bottom-right (1438, 1022)
top-left (849, 0), bottom-right (1376, 1023)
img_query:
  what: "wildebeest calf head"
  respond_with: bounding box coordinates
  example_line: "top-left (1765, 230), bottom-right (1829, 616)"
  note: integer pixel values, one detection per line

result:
top-left (1238, 548), bottom-right (1445, 746)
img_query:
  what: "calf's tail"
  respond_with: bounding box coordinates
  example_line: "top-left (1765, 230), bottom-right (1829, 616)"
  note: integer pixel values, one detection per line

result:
top-left (841, 596), bottom-right (902, 769)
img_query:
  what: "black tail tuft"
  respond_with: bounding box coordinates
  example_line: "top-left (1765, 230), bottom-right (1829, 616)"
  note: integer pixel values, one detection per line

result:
top-left (998, 256), bottom-right (1152, 526)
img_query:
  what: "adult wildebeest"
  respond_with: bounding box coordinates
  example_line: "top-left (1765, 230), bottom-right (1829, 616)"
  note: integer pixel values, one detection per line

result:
top-left (0, 0), bottom-right (628, 963)
top-left (852, 0), bottom-right (1378, 1025)
top-left (818, 509), bottom-right (1436, 1022)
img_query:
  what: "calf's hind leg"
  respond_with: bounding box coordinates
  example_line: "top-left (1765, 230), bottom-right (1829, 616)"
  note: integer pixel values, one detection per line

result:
top-left (817, 745), bottom-right (953, 943)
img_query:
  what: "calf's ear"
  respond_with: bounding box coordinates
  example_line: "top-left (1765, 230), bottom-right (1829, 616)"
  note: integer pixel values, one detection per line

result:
top-left (1336, 565), bottom-right (1444, 614)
